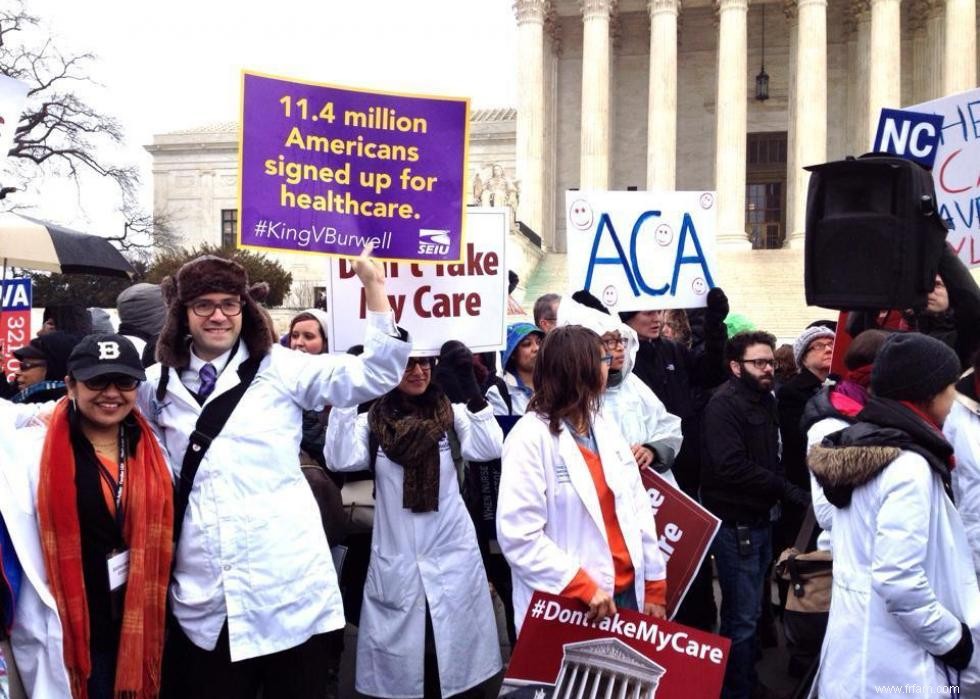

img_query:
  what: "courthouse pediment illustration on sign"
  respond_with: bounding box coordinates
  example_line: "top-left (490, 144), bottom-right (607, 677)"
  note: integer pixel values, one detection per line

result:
top-left (552, 638), bottom-right (667, 699)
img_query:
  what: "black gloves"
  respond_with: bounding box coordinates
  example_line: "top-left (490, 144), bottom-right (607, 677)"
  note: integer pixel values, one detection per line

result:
top-left (571, 289), bottom-right (610, 315)
top-left (936, 623), bottom-right (974, 671)
top-left (705, 287), bottom-right (730, 326)
top-left (434, 341), bottom-right (487, 411)
top-left (781, 481), bottom-right (812, 509)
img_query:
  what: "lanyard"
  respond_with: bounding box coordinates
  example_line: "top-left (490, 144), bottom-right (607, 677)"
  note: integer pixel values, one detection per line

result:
top-left (95, 424), bottom-right (127, 530)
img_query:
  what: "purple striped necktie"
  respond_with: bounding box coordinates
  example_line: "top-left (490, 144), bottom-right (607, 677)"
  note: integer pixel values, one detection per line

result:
top-left (199, 363), bottom-right (218, 399)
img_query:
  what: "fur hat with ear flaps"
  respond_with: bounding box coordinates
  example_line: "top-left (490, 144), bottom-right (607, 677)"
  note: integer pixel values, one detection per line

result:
top-left (155, 255), bottom-right (273, 368)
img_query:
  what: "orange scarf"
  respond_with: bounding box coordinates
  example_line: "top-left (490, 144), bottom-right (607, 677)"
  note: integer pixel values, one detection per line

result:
top-left (37, 399), bottom-right (173, 699)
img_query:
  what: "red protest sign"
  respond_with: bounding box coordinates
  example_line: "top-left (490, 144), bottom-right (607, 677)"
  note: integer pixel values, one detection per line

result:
top-left (1, 279), bottom-right (32, 381)
top-left (640, 468), bottom-right (720, 619)
top-left (502, 591), bottom-right (729, 698)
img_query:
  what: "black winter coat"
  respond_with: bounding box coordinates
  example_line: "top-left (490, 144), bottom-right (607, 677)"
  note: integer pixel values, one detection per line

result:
top-left (701, 377), bottom-right (807, 523)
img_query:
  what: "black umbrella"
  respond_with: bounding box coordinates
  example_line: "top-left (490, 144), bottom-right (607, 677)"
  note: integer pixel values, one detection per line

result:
top-left (0, 212), bottom-right (135, 278)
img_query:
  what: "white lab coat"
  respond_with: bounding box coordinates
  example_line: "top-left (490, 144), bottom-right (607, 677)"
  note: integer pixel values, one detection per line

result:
top-left (497, 412), bottom-right (667, 635)
top-left (137, 320), bottom-right (410, 661)
top-left (813, 451), bottom-right (980, 697)
top-left (944, 397), bottom-right (980, 579)
top-left (325, 402), bottom-right (503, 698)
top-left (805, 415), bottom-right (848, 553)
top-left (556, 298), bottom-right (683, 487)
top-left (0, 405), bottom-right (71, 698)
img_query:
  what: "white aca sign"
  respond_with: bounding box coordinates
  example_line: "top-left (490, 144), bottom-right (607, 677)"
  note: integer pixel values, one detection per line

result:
top-left (565, 190), bottom-right (719, 312)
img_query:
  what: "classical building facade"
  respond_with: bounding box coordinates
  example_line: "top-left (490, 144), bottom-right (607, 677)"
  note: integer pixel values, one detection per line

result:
top-left (511, 0), bottom-right (978, 336)
top-left (147, 3), bottom-right (978, 334)
top-left (514, 0), bottom-right (978, 252)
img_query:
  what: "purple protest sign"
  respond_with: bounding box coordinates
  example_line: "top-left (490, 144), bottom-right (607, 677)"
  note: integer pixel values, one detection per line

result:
top-left (238, 71), bottom-right (469, 262)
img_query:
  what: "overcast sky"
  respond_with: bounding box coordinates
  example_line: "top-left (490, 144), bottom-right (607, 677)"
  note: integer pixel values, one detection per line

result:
top-left (17, 0), bottom-right (518, 233)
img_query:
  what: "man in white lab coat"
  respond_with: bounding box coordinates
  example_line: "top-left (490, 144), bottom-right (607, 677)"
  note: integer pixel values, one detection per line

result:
top-left (139, 252), bottom-right (410, 699)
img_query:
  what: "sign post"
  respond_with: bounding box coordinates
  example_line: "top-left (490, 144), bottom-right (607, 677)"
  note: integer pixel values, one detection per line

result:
top-left (502, 591), bottom-right (730, 698)
top-left (640, 468), bottom-right (721, 619)
top-left (873, 88), bottom-right (980, 267)
top-left (565, 191), bottom-right (718, 313)
top-left (1, 278), bottom-right (32, 381)
top-left (238, 71), bottom-right (469, 262)
top-left (325, 208), bottom-right (508, 355)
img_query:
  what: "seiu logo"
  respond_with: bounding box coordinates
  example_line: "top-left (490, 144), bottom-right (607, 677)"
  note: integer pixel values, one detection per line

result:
top-left (418, 229), bottom-right (451, 255)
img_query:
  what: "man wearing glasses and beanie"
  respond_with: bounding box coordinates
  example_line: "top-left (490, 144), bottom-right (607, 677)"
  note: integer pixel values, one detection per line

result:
top-left (701, 331), bottom-right (810, 699)
top-left (137, 252), bottom-right (409, 699)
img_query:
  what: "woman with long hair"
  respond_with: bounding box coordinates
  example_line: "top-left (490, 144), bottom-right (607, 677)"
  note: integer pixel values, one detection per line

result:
top-left (497, 325), bottom-right (667, 634)
top-left (0, 334), bottom-right (173, 698)
top-left (325, 349), bottom-right (503, 698)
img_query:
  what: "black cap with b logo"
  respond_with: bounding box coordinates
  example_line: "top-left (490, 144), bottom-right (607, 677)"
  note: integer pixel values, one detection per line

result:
top-left (67, 334), bottom-right (146, 382)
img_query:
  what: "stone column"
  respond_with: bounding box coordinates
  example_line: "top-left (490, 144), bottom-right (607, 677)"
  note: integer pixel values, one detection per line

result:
top-left (908, 1), bottom-right (930, 104)
top-left (646, 0), bottom-right (681, 190)
top-left (576, 667), bottom-right (592, 699)
top-left (580, 0), bottom-right (615, 190)
top-left (867, 0), bottom-right (902, 145)
top-left (924, 0), bottom-right (945, 100)
top-left (783, 2), bottom-right (799, 241)
top-left (848, 1), bottom-right (872, 153)
top-left (514, 0), bottom-right (549, 246)
top-left (714, 0), bottom-right (750, 246)
top-left (944, 0), bottom-right (978, 94)
top-left (786, 0), bottom-right (827, 247)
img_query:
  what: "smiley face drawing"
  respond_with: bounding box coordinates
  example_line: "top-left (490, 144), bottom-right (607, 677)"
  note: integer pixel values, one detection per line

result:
top-left (699, 192), bottom-right (715, 210)
top-left (569, 200), bottom-right (594, 230)
top-left (692, 277), bottom-right (709, 295)
top-left (654, 224), bottom-right (673, 247)
top-left (602, 285), bottom-right (618, 307)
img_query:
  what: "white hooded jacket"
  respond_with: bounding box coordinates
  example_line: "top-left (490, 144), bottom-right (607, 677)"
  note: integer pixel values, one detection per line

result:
top-left (808, 436), bottom-right (980, 697)
top-left (556, 298), bottom-right (683, 485)
top-left (943, 377), bottom-right (980, 579)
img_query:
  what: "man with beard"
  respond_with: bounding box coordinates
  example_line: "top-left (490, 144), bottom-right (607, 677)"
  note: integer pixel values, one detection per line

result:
top-left (701, 331), bottom-right (810, 699)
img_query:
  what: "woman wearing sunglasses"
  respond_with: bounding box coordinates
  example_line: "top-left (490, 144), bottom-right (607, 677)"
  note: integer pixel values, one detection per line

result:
top-left (325, 350), bottom-right (503, 699)
top-left (0, 334), bottom-right (172, 699)
top-left (497, 325), bottom-right (668, 638)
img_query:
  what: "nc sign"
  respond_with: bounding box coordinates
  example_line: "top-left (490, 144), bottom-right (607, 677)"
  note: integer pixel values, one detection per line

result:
top-left (873, 108), bottom-right (944, 168)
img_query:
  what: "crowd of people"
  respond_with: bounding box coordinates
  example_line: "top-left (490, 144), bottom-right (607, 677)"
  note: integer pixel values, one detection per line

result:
top-left (2, 246), bottom-right (980, 699)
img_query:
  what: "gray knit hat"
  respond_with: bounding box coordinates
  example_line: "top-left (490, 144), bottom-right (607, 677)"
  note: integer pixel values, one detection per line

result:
top-left (871, 332), bottom-right (961, 402)
top-left (793, 325), bottom-right (835, 366)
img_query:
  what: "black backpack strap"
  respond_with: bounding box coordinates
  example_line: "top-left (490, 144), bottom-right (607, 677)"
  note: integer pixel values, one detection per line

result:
top-left (173, 354), bottom-right (263, 547)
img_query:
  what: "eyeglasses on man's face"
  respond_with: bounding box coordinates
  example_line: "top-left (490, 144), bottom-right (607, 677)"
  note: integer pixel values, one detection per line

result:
top-left (807, 340), bottom-right (834, 354)
top-left (740, 358), bottom-right (776, 369)
top-left (187, 299), bottom-right (244, 318)
top-left (601, 335), bottom-right (626, 351)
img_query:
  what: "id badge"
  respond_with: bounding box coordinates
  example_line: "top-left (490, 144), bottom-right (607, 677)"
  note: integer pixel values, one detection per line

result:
top-left (107, 549), bottom-right (130, 622)
top-left (107, 549), bottom-right (130, 591)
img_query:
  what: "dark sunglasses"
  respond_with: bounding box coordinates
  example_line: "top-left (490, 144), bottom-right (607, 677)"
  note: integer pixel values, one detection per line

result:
top-left (80, 375), bottom-right (141, 392)
top-left (405, 357), bottom-right (434, 371)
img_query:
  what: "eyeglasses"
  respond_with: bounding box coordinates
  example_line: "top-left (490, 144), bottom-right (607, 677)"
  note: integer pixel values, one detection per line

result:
top-left (740, 358), bottom-right (776, 369)
top-left (405, 357), bottom-right (433, 372)
top-left (807, 340), bottom-right (834, 354)
top-left (17, 361), bottom-right (46, 371)
top-left (600, 354), bottom-right (613, 365)
top-left (81, 375), bottom-right (140, 392)
top-left (187, 299), bottom-right (244, 317)
top-left (601, 336), bottom-right (626, 350)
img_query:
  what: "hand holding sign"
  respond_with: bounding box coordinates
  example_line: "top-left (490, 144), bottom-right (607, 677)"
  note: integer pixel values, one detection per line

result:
top-left (350, 243), bottom-right (391, 314)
